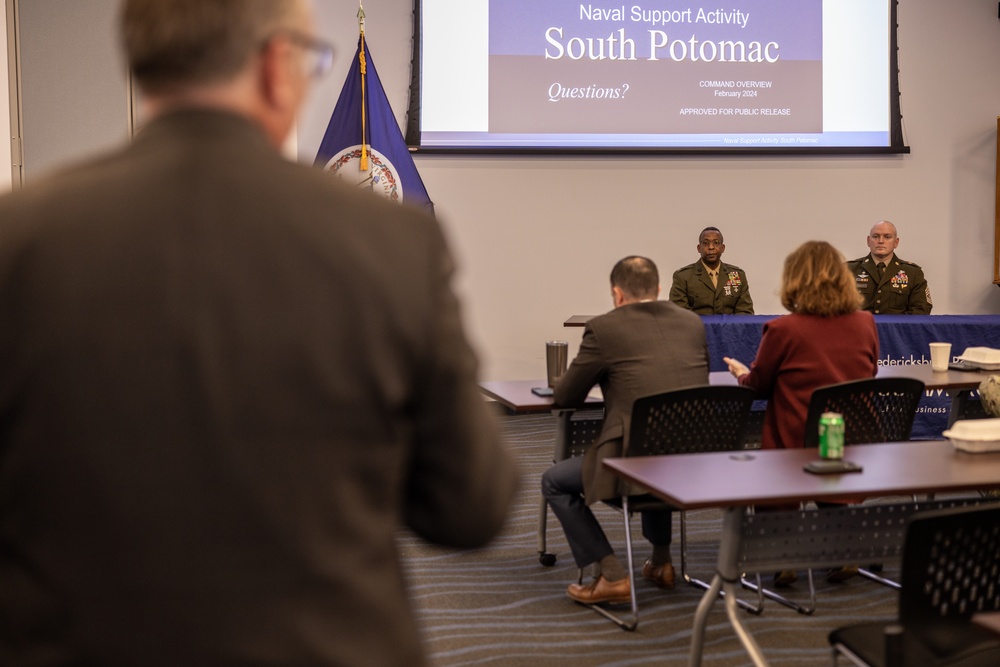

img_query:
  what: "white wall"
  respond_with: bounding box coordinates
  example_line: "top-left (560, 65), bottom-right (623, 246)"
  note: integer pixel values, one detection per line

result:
top-left (1, 1), bottom-right (11, 193)
top-left (299, 0), bottom-right (1000, 380)
top-left (16, 1), bottom-right (1000, 382)
top-left (17, 0), bottom-right (128, 180)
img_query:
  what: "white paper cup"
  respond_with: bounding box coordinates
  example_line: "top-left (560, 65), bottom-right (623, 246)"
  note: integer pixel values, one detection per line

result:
top-left (929, 342), bottom-right (951, 372)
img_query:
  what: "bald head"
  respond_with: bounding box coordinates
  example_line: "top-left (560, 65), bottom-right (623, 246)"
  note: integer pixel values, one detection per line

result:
top-left (866, 220), bottom-right (899, 263)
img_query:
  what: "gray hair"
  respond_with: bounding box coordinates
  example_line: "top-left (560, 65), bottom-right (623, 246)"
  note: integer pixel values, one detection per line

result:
top-left (122, 0), bottom-right (303, 93)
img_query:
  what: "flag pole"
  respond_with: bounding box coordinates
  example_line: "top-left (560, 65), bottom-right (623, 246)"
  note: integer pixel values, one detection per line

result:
top-left (313, 3), bottom-right (434, 214)
top-left (358, 3), bottom-right (368, 171)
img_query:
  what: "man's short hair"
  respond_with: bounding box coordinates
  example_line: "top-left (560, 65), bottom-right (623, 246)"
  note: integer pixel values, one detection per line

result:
top-left (610, 256), bottom-right (659, 300)
top-left (122, 0), bottom-right (301, 94)
top-left (699, 226), bottom-right (723, 243)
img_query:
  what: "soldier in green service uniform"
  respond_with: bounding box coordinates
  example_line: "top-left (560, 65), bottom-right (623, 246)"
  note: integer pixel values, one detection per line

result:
top-left (846, 220), bottom-right (932, 315)
top-left (668, 226), bottom-right (754, 314)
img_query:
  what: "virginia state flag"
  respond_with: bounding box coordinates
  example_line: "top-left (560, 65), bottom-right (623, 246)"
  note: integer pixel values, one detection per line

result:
top-left (315, 35), bottom-right (434, 215)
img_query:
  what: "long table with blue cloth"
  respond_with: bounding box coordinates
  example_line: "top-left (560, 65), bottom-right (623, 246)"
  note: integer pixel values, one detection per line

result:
top-left (564, 314), bottom-right (1000, 439)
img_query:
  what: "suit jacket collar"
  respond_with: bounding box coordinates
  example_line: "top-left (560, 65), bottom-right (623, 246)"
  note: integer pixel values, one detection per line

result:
top-left (134, 109), bottom-right (273, 154)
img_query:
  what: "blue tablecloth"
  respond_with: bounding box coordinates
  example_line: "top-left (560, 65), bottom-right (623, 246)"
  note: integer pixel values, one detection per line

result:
top-left (703, 314), bottom-right (1000, 439)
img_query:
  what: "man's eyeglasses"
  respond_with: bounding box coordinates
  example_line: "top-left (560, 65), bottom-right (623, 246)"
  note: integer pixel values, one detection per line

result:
top-left (271, 30), bottom-right (335, 79)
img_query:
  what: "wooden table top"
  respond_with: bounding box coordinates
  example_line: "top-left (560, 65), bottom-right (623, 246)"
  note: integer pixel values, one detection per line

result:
top-left (481, 365), bottom-right (992, 414)
top-left (478, 379), bottom-right (602, 413)
top-left (480, 373), bottom-right (736, 413)
top-left (973, 612), bottom-right (1000, 636)
top-left (875, 363), bottom-right (992, 390)
top-left (604, 440), bottom-right (1000, 510)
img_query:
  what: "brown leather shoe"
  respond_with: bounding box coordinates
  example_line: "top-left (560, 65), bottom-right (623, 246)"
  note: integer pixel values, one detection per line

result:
top-left (566, 575), bottom-right (631, 604)
top-left (826, 564), bottom-right (859, 583)
top-left (773, 570), bottom-right (798, 587)
top-left (641, 559), bottom-right (676, 589)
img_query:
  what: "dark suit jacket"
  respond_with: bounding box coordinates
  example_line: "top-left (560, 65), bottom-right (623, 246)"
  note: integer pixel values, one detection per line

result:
top-left (668, 260), bottom-right (754, 314)
top-left (553, 301), bottom-right (709, 504)
top-left (0, 110), bottom-right (518, 666)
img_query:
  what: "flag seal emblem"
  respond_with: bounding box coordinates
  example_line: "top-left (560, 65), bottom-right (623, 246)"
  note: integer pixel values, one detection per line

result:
top-left (324, 146), bottom-right (402, 202)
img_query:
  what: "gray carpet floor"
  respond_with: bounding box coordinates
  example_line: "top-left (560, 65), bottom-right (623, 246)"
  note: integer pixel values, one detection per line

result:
top-left (399, 412), bottom-right (904, 666)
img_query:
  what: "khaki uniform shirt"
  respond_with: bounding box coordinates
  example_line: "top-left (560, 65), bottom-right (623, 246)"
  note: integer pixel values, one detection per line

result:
top-left (846, 254), bottom-right (932, 314)
top-left (669, 261), bottom-right (754, 315)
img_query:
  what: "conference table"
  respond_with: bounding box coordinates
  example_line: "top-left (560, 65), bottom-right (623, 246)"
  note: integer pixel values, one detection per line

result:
top-left (480, 365), bottom-right (994, 424)
top-left (481, 366), bottom-right (998, 570)
top-left (479, 366), bottom-right (995, 485)
top-left (603, 441), bottom-right (1000, 667)
top-left (561, 315), bottom-right (1000, 370)
top-left (564, 314), bottom-right (1000, 437)
top-left (479, 379), bottom-right (602, 414)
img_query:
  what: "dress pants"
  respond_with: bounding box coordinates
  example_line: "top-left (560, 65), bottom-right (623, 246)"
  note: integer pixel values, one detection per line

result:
top-left (541, 455), bottom-right (672, 568)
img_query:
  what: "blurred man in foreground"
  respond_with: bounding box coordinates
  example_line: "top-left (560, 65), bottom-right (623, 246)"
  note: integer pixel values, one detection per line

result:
top-left (543, 256), bottom-right (708, 604)
top-left (847, 220), bottom-right (932, 314)
top-left (669, 226), bottom-right (754, 314)
top-left (0, 1), bottom-right (517, 665)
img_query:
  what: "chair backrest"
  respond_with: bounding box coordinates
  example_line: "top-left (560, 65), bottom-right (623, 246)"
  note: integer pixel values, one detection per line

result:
top-left (898, 503), bottom-right (1000, 625)
top-left (803, 377), bottom-right (925, 448)
top-left (627, 384), bottom-right (756, 457)
top-left (566, 410), bottom-right (604, 458)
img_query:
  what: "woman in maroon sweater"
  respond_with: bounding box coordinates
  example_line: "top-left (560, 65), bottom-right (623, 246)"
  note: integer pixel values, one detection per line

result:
top-left (724, 241), bottom-right (879, 585)
top-left (724, 240), bottom-right (879, 451)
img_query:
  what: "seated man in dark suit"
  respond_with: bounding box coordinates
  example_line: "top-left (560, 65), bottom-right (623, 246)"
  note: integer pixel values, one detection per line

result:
top-left (542, 256), bottom-right (709, 604)
top-left (669, 226), bottom-right (754, 314)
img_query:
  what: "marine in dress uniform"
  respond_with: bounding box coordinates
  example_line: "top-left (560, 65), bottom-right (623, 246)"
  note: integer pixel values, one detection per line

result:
top-left (668, 226), bottom-right (754, 314)
top-left (669, 261), bottom-right (754, 314)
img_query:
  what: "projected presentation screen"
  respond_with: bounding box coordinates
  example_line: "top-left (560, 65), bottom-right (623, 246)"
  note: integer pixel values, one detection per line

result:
top-left (406, 0), bottom-right (906, 154)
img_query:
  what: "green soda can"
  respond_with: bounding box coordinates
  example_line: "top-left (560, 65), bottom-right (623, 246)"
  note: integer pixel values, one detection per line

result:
top-left (818, 412), bottom-right (845, 460)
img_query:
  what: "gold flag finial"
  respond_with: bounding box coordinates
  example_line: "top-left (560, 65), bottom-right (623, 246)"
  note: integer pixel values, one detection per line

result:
top-left (358, 3), bottom-right (365, 34)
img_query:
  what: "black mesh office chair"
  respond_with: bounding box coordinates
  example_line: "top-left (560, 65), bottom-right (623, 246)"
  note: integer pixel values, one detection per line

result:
top-left (802, 376), bottom-right (925, 589)
top-left (829, 503), bottom-right (1000, 667)
top-left (583, 384), bottom-right (756, 630)
top-left (803, 377), bottom-right (925, 449)
top-left (538, 408), bottom-right (603, 566)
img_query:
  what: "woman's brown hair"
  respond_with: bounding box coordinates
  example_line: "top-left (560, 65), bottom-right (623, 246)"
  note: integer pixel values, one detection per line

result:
top-left (780, 241), bottom-right (862, 316)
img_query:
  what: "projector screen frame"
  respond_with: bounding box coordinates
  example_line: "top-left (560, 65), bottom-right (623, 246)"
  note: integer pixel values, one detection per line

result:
top-left (404, 0), bottom-right (908, 156)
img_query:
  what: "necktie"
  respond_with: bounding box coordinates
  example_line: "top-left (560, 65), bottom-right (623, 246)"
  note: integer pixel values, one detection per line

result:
top-left (710, 270), bottom-right (718, 289)
top-left (876, 262), bottom-right (885, 280)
